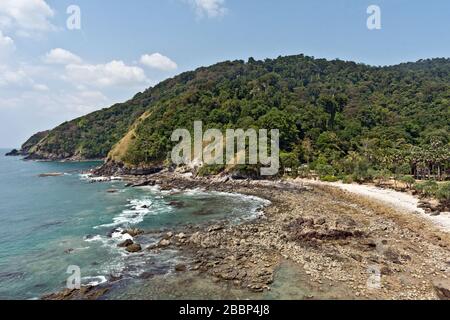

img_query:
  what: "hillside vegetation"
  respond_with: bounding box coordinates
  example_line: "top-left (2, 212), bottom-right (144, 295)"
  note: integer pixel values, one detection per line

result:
top-left (24, 54), bottom-right (450, 181)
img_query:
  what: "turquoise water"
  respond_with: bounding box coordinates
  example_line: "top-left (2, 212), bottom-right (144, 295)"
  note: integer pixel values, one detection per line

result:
top-left (0, 150), bottom-right (267, 299)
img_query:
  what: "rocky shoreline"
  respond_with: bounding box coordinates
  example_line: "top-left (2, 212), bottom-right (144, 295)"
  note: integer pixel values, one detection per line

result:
top-left (44, 170), bottom-right (450, 300)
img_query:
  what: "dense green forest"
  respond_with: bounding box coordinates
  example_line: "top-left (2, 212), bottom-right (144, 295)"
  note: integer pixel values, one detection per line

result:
top-left (24, 55), bottom-right (450, 185)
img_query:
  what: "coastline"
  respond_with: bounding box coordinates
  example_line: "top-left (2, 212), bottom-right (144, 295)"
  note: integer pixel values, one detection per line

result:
top-left (45, 170), bottom-right (450, 300)
top-left (297, 179), bottom-right (450, 233)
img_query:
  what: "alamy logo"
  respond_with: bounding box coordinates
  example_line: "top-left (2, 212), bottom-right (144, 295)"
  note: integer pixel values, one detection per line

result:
top-left (367, 5), bottom-right (381, 30)
top-left (171, 121), bottom-right (280, 176)
top-left (67, 5), bottom-right (81, 30)
top-left (66, 265), bottom-right (81, 289)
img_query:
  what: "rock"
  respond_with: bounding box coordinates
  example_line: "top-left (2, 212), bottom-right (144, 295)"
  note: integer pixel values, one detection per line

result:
top-left (433, 279), bottom-right (450, 300)
top-left (38, 172), bottom-right (64, 177)
top-left (42, 286), bottom-right (109, 300)
top-left (159, 239), bottom-right (171, 247)
top-left (122, 228), bottom-right (144, 237)
top-left (175, 233), bottom-right (187, 239)
top-left (175, 264), bottom-right (187, 272)
top-left (430, 211), bottom-right (441, 216)
top-left (208, 225), bottom-right (224, 233)
top-left (315, 217), bottom-right (326, 225)
top-left (5, 149), bottom-right (22, 156)
top-left (384, 248), bottom-right (401, 264)
top-left (106, 189), bottom-right (119, 193)
top-left (165, 232), bottom-right (174, 239)
top-left (118, 239), bottom-right (133, 248)
top-left (169, 201), bottom-right (186, 208)
top-left (248, 283), bottom-right (265, 292)
top-left (125, 243), bottom-right (142, 253)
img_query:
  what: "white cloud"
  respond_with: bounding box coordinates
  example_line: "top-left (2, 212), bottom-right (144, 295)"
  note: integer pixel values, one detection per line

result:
top-left (65, 60), bottom-right (149, 88)
top-left (140, 53), bottom-right (178, 71)
top-left (0, 65), bottom-right (30, 87)
top-left (44, 48), bottom-right (83, 65)
top-left (0, 0), bottom-right (55, 36)
top-left (0, 31), bottom-right (15, 62)
top-left (0, 64), bottom-right (51, 91)
top-left (0, 88), bottom-right (109, 116)
top-left (0, 30), bottom-right (14, 51)
top-left (33, 83), bottom-right (48, 91)
top-left (189, 0), bottom-right (228, 18)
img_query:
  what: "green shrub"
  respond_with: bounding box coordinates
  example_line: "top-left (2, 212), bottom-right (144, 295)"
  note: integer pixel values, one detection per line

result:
top-left (342, 175), bottom-right (353, 184)
top-left (315, 164), bottom-right (335, 177)
top-left (399, 175), bottom-right (416, 189)
top-left (320, 175), bottom-right (339, 182)
top-left (414, 180), bottom-right (439, 197)
top-left (436, 182), bottom-right (450, 202)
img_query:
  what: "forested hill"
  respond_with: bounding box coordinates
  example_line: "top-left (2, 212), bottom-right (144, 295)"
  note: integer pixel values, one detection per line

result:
top-left (22, 54), bottom-right (450, 178)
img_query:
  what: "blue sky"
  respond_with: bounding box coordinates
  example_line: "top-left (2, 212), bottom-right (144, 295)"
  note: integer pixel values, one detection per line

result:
top-left (0, 0), bottom-right (449, 147)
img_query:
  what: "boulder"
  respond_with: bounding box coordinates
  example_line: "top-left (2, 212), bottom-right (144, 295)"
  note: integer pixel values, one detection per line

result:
top-left (126, 243), bottom-right (142, 253)
top-left (175, 233), bottom-right (187, 239)
top-left (118, 239), bottom-right (133, 248)
top-left (123, 228), bottom-right (144, 237)
top-left (159, 239), bottom-right (171, 247)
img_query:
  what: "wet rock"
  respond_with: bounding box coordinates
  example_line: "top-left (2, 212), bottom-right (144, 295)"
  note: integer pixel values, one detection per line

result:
top-left (159, 239), bottom-right (171, 247)
top-left (126, 243), bottom-right (142, 253)
top-left (42, 286), bottom-right (109, 300)
top-left (122, 228), bottom-right (144, 237)
top-left (38, 172), bottom-right (64, 177)
top-left (247, 283), bottom-right (265, 292)
top-left (118, 239), bottom-right (133, 248)
top-left (106, 189), bottom-right (119, 193)
top-left (176, 233), bottom-right (187, 239)
top-left (139, 272), bottom-right (154, 279)
top-left (163, 232), bottom-right (174, 240)
top-left (175, 264), bottom-right (187, 272)
top-left (169, 201), bottom-right (186, 208)
top-left (208, 225), bottom-right (224, 233)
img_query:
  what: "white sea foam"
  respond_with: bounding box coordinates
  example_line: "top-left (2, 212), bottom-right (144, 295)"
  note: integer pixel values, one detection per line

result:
top-left (79, 173), bottom-right (92, 180)
top-left (82, 275), bottom-right (107, 287)
top-left (95, 198), bottom-right (156, 229)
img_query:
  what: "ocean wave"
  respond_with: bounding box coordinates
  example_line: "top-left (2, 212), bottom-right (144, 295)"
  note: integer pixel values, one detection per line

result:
top-left (82, 275), bottom-right (107, 287)
top-left (95, 198), bottom-right (153, 229)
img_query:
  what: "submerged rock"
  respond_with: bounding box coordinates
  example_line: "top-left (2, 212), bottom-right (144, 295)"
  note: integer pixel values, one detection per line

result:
top-left (38, 172), bottom-right (64, 177)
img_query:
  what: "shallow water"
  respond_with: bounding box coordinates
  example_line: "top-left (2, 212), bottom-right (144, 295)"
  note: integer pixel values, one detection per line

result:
top-left (0, 151), bottom-right (267, 299)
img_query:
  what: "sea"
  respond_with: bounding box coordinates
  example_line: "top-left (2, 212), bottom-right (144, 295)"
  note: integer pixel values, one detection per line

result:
top-left (0, 150), bottom-right (270, 299)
